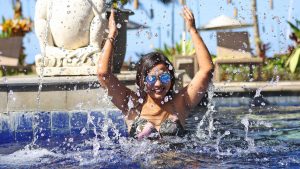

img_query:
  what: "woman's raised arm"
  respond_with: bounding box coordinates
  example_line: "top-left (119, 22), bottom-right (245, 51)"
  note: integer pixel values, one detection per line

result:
top-left (97, 9), bottom-right (137, 114)
top-left (179, 6), bottom-right (214, 109)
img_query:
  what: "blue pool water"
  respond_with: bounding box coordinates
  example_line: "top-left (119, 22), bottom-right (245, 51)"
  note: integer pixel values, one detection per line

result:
top-left (0, 106), bottom-right (300, 168)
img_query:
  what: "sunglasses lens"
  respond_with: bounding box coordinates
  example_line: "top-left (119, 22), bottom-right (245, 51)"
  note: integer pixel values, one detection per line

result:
top-left (146, 75), bottom-right (157, 85)
top-left (160, 73), bottom-right (171, 84)
top-left (146, 73), bottom-right (171, 85)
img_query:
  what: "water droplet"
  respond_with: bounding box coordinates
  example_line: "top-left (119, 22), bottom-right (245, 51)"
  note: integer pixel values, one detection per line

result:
top-left (127, 97), bottom-right (134, 110)
top-left (67, 11), bottom-right (71, 14)
top-left (164, 96), bottom-right (169, 102)
top-left (101, 13), bottom-right (106, 19)
top-left (116, 23), bottom-right (122, 29)
top-left (3, 77), bottom-right (8, 83)
top-left (138, 98), bottom-right (144, 103)
top-left (80, 127), bottom-right (87, 134)
top-left (68, 138), bottom-right (74, 142)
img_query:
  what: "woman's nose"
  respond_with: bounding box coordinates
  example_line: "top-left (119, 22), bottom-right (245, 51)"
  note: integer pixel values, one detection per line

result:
top-left (154, 78), bottom-right (162, 86)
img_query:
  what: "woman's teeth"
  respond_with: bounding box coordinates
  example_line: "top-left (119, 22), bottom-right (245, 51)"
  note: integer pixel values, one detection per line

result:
top-left (154, 88), bottom-right (163, 93)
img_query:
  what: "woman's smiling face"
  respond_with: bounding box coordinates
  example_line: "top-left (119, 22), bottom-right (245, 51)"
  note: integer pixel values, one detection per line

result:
top-left (145, 63), bottom-right (172, 101)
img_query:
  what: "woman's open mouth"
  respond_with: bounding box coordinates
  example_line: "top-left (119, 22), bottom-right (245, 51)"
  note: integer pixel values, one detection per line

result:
top-left (152, 87), bottom-right (165, 94)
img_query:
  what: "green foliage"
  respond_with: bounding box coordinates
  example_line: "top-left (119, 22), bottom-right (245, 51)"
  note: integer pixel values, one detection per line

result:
top-left (0, 65), bottom-right (34, 77)
top-left (0, 16), bottom-right (11, 38)
top-left (109, 0), bottom-right (129, 8)
top-left (218, 55), bottom-right (300, 82)
top-left (286, 20), bottom-right (300, 73)
top-left (287, 20), bottom-right (300, 40)
top-left (155, 39), bottom-right (196, 62)
top-left (285, 47), bottom-right (300, 73)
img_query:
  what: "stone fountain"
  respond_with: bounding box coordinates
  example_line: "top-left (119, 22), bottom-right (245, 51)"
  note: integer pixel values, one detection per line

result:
top-left (34, 0), bottom-right (133, 76)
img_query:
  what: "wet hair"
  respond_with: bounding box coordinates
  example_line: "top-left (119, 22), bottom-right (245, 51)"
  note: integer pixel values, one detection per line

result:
top-left (135, 52), bottom-right (175, 101)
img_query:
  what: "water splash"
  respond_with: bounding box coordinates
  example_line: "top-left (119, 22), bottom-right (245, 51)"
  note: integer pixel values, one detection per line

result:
top-left (31, 1), bottom-right (54, 148)
top-left (196, 83), bottom-right (216, 140)
top-left (215, 130), bottom-right (231, 155)
top-left (8, 90), bottom-right (16, 102)
top-left (241, 115), bottom-right (256, 152)
top-left (0, 148), bottom-right (59, 166)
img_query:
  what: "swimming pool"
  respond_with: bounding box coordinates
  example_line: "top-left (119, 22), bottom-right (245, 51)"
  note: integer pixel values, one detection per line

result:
top-left (0, 106), bottom-right (299, 168)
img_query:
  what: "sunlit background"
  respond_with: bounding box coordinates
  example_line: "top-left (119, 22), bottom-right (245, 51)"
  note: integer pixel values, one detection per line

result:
top-left (0, 0), bottom-right (299, 63)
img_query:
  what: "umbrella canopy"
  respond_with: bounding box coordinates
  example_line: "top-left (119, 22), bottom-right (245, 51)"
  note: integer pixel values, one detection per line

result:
top-left (197, 15), bottom-right (253, 31)
top-left (127, 20), bottom-right (149, 30)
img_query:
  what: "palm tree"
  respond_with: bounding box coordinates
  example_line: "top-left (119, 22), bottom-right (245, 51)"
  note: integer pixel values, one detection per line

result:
top-left (228, 0), bottom-right (264, 57)
top-left (251, 0), bottom-right (262, 57)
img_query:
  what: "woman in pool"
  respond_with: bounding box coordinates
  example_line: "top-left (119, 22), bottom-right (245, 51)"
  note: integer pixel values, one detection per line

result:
top-left (97, 6), bottom-right (213, 140)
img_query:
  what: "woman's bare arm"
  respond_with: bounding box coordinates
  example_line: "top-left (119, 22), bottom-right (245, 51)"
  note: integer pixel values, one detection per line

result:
top-left (97, 9), bottom-right (138, 114)
top-left (179, 6), bottom-right (214, 109)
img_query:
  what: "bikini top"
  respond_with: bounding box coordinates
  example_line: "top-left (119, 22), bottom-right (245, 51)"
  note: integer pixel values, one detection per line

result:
top-left (129, 116), bottom-right (186, 139)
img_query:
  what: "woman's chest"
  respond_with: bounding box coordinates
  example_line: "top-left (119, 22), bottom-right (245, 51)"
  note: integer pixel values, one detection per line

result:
top-left (139, 103), bottom-right (176, 126)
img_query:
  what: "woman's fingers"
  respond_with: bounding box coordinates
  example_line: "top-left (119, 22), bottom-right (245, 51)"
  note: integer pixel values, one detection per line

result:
top-left (109, 9), bottom-right (115, 24)
top-left (183, 6), bottom-right (194, 19)
top-left (181, 6), bottom-right (196, 32)
top-left (108, 9), bottom-right (117, 38)
top-left (180, 12), bottom-right (189, 21)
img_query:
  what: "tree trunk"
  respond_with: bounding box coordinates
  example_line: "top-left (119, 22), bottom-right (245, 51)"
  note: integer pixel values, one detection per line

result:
top-left (252, 0), bottom-right (262, 57)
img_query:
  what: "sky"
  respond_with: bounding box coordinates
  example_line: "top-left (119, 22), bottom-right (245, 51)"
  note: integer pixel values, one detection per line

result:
top-left (0, 0), bottom-right (299, 64)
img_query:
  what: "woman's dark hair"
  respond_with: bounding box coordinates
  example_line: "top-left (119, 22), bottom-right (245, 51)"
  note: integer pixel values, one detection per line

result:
top-left (136, 52), bottom-right (175, 101)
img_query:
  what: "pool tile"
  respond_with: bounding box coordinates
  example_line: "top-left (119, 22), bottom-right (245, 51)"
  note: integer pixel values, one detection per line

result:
top-left (52, 112), bottom-right (70, 129)
top-left (88, 129), bottom-right (104, 138)
top-left (16, 131), bottom-right (33, 142)
top-left (0, 119), bottom-right (13, 131)
top-left (0, 130), bottom-right (15, 144)
top-left (51, 129), bottom-right (70, 139)
top-left (52, 128), bottom-right (70, 134)
top-left (34, 112), bottom-right (51, 129)
top-left (15, 112), bottom-right (33, 131)
top-left (108, 110), bottom-right (126, 128)
top-left (88, 111), bottom-right (104, 129)
top-left (71, 128), bottom-right (89, 137)
top-left (70, 112), bottom-right (87, 128)
top-left (34, 128), bottom-right (51, 140)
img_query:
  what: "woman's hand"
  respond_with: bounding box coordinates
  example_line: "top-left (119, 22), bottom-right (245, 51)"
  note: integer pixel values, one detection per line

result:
top-left (108, 9), bottom-right (118, 39)
top-left (182, 6), bottom-right (197, 33)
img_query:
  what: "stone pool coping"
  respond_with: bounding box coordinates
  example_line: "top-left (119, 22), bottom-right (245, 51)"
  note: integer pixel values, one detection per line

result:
top-left (214, 81), bottom-right (300, 92)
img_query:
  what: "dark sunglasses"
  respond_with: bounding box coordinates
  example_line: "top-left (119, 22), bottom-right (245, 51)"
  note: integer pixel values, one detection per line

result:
top-left (145, 72), bottom-right (171, 85)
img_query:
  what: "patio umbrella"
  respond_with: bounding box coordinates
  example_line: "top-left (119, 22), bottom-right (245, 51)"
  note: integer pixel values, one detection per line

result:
top-left (197, 15), bottom-right (253, 31)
